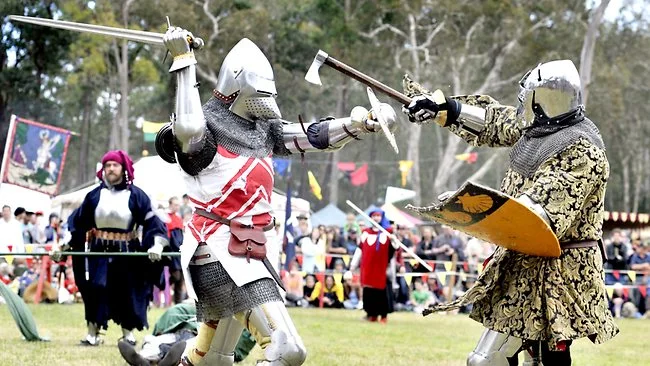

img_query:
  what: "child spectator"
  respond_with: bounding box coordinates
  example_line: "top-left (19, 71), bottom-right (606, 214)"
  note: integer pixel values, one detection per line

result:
top-left (310, 275), bottom-right (344, 308)
top-left (343, 271), bottom-right (362, 310)
top-left (283, 259), bottom-right (305, 307)
top-left (303, 274), bottom-right (319, 307)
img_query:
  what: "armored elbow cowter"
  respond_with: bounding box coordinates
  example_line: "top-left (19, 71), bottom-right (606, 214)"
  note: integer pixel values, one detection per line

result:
top-left (282, 104), bottom-right (396, 154)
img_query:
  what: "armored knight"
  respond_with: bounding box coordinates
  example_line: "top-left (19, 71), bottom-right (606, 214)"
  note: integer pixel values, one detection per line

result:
top-left (156, 27), bottom-right (396, 366)
top-left (403, 60), bottom-right (618, 365)
top-left (60, 150), bottom-right (169, 346)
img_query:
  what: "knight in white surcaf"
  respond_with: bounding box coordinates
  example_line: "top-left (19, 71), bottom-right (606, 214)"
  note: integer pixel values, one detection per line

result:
top-left (157, 26), bottom-right (396, 366)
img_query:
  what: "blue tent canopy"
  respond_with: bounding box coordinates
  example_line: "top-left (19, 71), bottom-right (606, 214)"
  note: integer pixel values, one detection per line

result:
top-left (311, 203), bottom-right (347, 227)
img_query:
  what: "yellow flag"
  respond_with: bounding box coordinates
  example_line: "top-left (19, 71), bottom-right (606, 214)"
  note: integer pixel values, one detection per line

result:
top-left (26, 245), bottom-right (34, 254)
top-left (307, 170), bottom-right (322, 200)
top-left (409, 259), bottom-right (418, 267)
top-left (405, 274), bottom-right (412, 286)
top-left (628, 271), bottom-right (636, 283)
top-left (342, 255), bottom-right (350, 266)
top-left (605, 287), bottom-right (614, 299)
top-left (142, 121), bottom-right (165, 134)
top-left (398, 160), bottom-right (414, 187)
top-left (438, 273), bottom-right (447, 286)
top-left (444, 261), bottom-right (453, 272)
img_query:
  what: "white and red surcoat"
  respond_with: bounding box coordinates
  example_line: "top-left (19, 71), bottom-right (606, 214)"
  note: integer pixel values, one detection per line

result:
top-left (178, 146), bottom-right (279, 299)
top-left (358, 228), bottom-right (395, 290)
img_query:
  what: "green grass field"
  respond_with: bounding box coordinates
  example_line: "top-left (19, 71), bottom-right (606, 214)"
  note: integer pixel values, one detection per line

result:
top-left (0, 304), bottom-right (644, 365)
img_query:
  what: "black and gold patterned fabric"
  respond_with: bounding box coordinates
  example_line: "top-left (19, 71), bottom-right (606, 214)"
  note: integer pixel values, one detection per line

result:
top-left (403, 76), bottom-right (619, 350)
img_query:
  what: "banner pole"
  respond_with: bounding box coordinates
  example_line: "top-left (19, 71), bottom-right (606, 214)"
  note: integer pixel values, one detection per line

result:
top-left (0, 115), bottom-right (17, 187)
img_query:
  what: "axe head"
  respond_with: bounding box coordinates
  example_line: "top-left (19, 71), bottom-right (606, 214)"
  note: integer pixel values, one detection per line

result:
top-left (304, 50), bottom-right (329, 86)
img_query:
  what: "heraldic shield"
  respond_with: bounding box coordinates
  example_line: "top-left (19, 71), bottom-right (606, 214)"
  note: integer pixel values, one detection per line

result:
top-left (406, 181), bottom-right (561, 257)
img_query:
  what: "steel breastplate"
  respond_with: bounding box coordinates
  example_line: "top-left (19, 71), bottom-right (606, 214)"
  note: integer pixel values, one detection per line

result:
top-left (94, 188), bottom-right (133, 230)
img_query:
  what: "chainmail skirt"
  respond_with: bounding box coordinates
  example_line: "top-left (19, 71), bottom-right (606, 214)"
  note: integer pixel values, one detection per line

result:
top-left (189, 261), bottom-right (281, 321)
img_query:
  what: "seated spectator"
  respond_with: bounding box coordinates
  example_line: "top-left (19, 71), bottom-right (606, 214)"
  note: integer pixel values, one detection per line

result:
top-left (298, 228), bottom-right (323, 274)
top-left (332, 259), bottom-right (346, 280)
top-left (410, 279), bottom-right (435, 314)
top-left (326, 227), bottom-right (348, 267)
top-left (415, 227), bottom-right (436, 260)
top-left (342, 271), bottom-right (362, 310)
top-left (343, 212), bottom-right (361, 234)
top-left (605, 229), bottom-right (631, 284)
top-left (608, 282), bottom-right (639, 318)
top-left (426, 275), bottom-right (443, 301)
top-left (393, 265), bottom-right (411, 311)
top-left (395, 225), bottom-right (414, 248)
top-left (283, 259), bottom-right (305, 307)
top-left (310, 275), bottom-right (344, 308)
top-left (344, 229), bottom-right (360, 255)
top-left (432, 225), bottom-right (466, 265)
top-left (629, 242), bottom-right (650, 285)
top-left (44, 213), bottom-right (61, 243)
top-left (303, 274), bottom-right (319, 307)
top-left (0, 262), bottom-right (13, 285)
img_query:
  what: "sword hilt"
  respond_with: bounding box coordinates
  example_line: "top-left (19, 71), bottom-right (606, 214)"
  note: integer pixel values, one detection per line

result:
top-left (190, 37), bottom-right (204, 50)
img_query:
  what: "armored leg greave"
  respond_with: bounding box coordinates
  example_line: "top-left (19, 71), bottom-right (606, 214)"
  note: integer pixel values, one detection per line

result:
top-left (235, 301), bottom-right (306, 365)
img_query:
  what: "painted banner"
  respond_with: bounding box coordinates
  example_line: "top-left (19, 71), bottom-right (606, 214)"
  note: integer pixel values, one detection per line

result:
top-left (1, 115), bottom-right (71, 196)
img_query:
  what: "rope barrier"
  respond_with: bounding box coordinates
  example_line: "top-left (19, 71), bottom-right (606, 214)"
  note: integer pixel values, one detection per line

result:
top-left (0, 252), bottom-right (181, 257)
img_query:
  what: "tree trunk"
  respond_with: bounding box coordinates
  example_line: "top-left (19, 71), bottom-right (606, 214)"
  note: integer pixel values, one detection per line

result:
top-left (368, 134), bottom-right (378, 205)
top-left (119, 39), bottom-right (129, 153)
top-left (579, 0), bottom-right (611, 106)
top-left (406, 13), bottom-right (422, 205)
top-left (328, 78), bottom-right (349, 205)
top-left (622, 156), bottom-right (630, 212)
top-left (77, 87), bottom-right (93, 185)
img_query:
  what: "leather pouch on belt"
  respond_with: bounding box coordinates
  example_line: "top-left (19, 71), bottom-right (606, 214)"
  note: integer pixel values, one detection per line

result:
top-left (228, 222), bottom-right (267, 262)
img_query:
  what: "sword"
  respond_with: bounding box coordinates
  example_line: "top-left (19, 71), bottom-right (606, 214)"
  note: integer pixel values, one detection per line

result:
top-left (8, 15), bottom-right (204, 49)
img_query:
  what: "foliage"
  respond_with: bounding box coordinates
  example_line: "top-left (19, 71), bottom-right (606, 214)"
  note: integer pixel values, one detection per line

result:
top-left (1, 0), bottom-right (650, 212)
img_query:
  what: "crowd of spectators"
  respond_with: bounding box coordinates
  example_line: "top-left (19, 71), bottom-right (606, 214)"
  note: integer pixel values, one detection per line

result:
top-left (4, 199), bottom-right (650, 322)
top-left (281, 212), bottom-right (494, 315)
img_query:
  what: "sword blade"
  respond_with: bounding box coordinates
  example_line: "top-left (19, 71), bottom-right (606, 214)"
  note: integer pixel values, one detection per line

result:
top-left (8, 15), bottom-right (163, 46)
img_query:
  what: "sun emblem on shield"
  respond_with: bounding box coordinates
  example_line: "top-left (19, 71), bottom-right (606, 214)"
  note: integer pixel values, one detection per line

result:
top-left (456, 193), bottom-right (493, 213)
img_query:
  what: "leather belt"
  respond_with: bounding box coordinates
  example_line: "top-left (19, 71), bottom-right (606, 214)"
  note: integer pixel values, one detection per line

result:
top-left (194, 208), bottom-right (276, 231)
top-left (560, 239), bottom-right (606, 261)
top-left (560, 240), bottom-right (598, 249)
top-left (87, 229), bottom-right (136, 242)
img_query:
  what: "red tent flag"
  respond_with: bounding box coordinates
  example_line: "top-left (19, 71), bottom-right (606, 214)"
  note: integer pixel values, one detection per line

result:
top-left (350, 163), bottom-right (368, 186)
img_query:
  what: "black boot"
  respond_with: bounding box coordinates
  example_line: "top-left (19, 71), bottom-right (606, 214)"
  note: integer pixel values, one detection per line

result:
top-left (159, 341), bottom-right (186, 366)
top-left (118, 339), bottom-right (149, 366)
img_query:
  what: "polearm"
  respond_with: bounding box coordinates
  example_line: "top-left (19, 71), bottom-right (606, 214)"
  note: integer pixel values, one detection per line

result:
top-left (0, 252), bottom-right (180, 257)
top-left (345, 200), bottom-right (433, 272)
